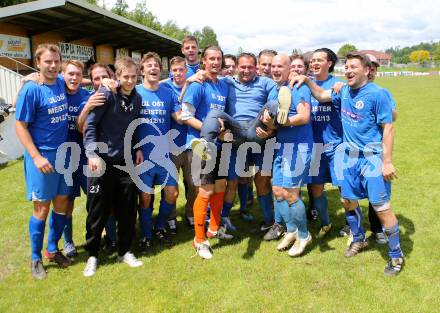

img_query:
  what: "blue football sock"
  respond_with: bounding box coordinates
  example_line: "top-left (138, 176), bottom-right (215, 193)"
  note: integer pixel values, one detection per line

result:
top-left (63, 215), bottom-right (73, 244)
top-left (384, 223), bottom-right (403, 259)
top-left (258, 193), bottom-right (274, 224)
top-left (291, 199), bottom-right (308, 239)
top-left (238, 182), bottom-right (248, 212)
top-left (29, 215), bottom-right (45, 261)
top-left (221, 201), bottom-right (233, 218)
top-left (275, 199), bottom-right (296, 232)
top-left (139, 207), bottom-right (153, 239)
top-left (247, 184), bottom-right (254, 201)
top-left (154, 200), bottom-right (174, 230)
top-left (274, 201), bottom-right (283, 224)
top-left (314, 193), bottom-right (330, 226)
top-left (345, 207), bottom-right (365, 242)
top-left (47, 210), bottom-right (67, 253)
top-left (105, 215), bottom-right (117, 242)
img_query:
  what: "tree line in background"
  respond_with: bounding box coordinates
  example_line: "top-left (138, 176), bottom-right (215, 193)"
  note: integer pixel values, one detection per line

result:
top-left (335, 42), bottom-right (440, 65)
top-left (92, 0), bottom-right (219, 49)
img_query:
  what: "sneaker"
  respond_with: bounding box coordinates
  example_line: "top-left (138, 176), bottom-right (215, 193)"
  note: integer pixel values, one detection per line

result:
top-left (44, 250), bottom-right (71, 268)
top-left (191, 138), bottom-right (211, 161)
top-left (167, 218), bottom-right (177, 235)
top-left (64, 242), bottom-right (78, 258)
top-left (260, 221), bottom-right (273, 232)
top-left (192, 239), bottom-right (213, 260)
top-left (221, 217), bottom-right (237, 231)
top-left (316, 224), bottom-right (332, 239)
top-left (155, 229), bottom-right (172, 245)
top-left (83, 256), bottom-right (98, 277)
top-left (185, 216), bottom-right (195, 228)
top-left (288, 232), bottom-right (312, 257)
top-left (240, 210), bottom-right (255, 221)
top-left (276, 86), bottom-right (292, 125)
top-left (277, 231), bottom-right (297, 251)
top-left (30, 260), bottom-right (47, 280)
top-left (339, 225), bottom-right (351, 237)
top-left (375, 232), bottom-right (388, 245)
top-left (384, 257), bottom-right (404, 276)
top-left (118, 252), bottom-right (143, 267)
top-left (138, 237), bottom-right (151, 251)
top-left (264, 223), bottom-right (285, 241)
top-left (344, 240), bottom-right (368, 258)
top-left (207, 227), bottom-right (234, 240)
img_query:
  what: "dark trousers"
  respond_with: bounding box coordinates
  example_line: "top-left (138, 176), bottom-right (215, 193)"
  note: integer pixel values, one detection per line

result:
top-left (200, 101), bottom-right (279, 149)
top-left (85, 164), bottom-right (137, 257)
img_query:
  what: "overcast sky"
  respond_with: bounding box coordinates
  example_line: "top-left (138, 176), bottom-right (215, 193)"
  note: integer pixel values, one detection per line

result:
top-left (105, 0), bottom-right (440, 54)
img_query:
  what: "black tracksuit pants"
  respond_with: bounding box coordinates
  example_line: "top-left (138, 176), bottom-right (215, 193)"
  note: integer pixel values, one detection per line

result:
top-left (85, 163), bottom-right (137, 257)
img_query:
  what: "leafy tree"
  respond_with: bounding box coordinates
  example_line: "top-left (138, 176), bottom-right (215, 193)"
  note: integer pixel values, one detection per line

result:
top-left (433, 44), bottom-right (440, 62)
top-left (128, 0), bottom-right (162, 31)
top-left (198, 26), bottom-right (218, 49)
top-left (409, 50), bottom-right (430, 64)
top-left (161, 20), bottom-right (190, 40)
top-left (0, 0), bottom-right (33, 7)
top-left (291, 48), bottom-right (302, 55)
top-left (111, 0), bottom-right (129, 17)
top-left (236, 47), bottom-right (243, 56)
top-left (337, 44), bottom-right (357, 57)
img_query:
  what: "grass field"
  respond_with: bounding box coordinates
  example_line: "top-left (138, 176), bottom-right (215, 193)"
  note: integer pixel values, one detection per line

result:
top-left (1, 76), bottom-right (439, 313)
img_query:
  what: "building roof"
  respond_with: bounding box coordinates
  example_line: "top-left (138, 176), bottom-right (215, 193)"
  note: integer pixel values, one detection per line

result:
top-left (356, 50), bottom-right (391, 60)
top-left (0, 0), bottom-right (182, 56)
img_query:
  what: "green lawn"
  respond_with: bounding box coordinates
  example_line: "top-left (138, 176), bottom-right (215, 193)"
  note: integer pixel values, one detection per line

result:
top-left (1, 76), bottom-right (440, 313)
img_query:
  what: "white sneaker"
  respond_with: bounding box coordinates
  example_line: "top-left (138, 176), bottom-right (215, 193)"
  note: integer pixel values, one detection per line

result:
top-left (288, 232), bottom-right (312, 257)
top-left (191, 138), bottom-right (211, 161)
top-left (277, 231), bottom-right (297, 251)
top-left (118, 252), bottom-right (143, 267)
top-left (83, 256), bottom-right (98, 277)
top-left (193, 239), bottom-right (213, 260)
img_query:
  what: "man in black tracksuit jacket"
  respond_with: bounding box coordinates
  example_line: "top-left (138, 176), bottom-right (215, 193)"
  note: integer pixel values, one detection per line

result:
top-left (82, 57), bottom-right (143, 277)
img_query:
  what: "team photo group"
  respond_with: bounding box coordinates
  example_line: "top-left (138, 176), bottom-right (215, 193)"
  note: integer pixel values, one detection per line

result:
top-left (14, 34), bottom-right (404, 281)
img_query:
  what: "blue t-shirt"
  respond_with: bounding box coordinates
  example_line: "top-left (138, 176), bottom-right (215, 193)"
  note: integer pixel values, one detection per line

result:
top-left (67, 88), bottom-right (90, 147)
top-left (310, 75), bottom-right (343, 154)
top-left (331, 82), bottom-right (392, 153)
top-left (15, 79), bottom-right (68, 150)
top-left (223, 76), bottom-right (278, 121)
top-left (161, 78), bottom-right (187, 149)
top-left (277, 84), bottom-right (313, 144)
top-left (136, 84), bottom-right (179, 154)
top-left (182, 79), bottom-right (229, 146)
top-left (185, 63), bottom-right (200, 79)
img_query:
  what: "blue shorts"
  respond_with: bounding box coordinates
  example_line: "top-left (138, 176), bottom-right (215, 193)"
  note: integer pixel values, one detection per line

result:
top-left (341, 154), bottom-right (391, 204)
top-left (272, 143), bottom-right (311, 188)
top-left (139, 165), bottom-right (178, 191)
top-left (24, 150), bottom-right (71, 202)
top-left (309, 150), bottom-right (341, 186)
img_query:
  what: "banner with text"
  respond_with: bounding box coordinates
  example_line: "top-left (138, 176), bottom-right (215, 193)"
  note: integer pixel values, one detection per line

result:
top-left (59, 42), bottom-right (94, 62)
top-left (0, 34), bottom-right (31, 59)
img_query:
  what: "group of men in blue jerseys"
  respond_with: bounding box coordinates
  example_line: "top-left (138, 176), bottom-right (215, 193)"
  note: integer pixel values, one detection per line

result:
top-left (14, 34), bottom-right (403, 280)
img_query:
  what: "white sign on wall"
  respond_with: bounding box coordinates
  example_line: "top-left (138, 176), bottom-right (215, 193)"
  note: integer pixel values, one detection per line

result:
top-left (59, 42), bottom-right (94, 62)
top-left (0, 34), bottom-right (31, 59)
